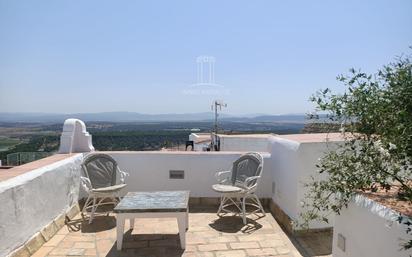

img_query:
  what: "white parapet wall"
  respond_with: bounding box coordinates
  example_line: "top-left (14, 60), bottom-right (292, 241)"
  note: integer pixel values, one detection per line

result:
top-left (268, 134), bottom-right (341, 230)
top-left (219, 134), bottom-right (271, 152)
top-left (333, 194), bottom-right (411, 257)
top-left (107, 151), bottom-right (273, 198)
top-left (187, 132), bottom-right (343, 230)
top-left (267, 136), bottom-right (300, 222)
top-left (0, 154), bottom-right (83, 257)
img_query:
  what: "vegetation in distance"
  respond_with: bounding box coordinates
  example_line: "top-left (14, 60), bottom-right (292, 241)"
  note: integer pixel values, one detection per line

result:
top-left (0, 121), bottom-right (308, 164)
top-left (0, 136), bottom-right (21, 152)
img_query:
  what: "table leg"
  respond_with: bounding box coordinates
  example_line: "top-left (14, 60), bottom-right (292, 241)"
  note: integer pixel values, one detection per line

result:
top-left (177, 213), bottom-right (186, 249)
top-left (130, 218), bottom-right (135, 230)
top-left (185, 209), bottom-right (189, 231)
top-left (116, 215), bottom-right (125, 250)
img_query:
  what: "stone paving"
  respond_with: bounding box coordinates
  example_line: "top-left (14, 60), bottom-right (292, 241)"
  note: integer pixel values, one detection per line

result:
top-left (31, 208), bottom-right (331, 257)
top-left (294, 231), bottom-right (332, 257)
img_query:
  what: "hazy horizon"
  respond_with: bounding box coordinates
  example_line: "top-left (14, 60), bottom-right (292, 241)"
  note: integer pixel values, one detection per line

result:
top-left (1, 1), bottom-right (411, 114)
top-left (0, 111), bottom-right (305, 116)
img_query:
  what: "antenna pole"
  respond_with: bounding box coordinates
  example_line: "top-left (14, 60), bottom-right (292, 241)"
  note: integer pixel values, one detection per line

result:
top-left (211, 100), bottom-right (227, 151)
top-left (214, 101), bottom-right (218, 134)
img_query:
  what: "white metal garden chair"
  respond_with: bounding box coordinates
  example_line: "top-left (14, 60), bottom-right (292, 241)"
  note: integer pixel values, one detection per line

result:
top-left (80, 153), bottom-right (128, 223)
top-left (212, 152), bottom-right (265, 224)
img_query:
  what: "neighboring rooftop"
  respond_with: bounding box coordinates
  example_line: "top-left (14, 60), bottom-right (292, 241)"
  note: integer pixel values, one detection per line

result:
top-left (277, 133), bottom-right (344, 143)
top-left (217, 134), bottom-right (274, 138)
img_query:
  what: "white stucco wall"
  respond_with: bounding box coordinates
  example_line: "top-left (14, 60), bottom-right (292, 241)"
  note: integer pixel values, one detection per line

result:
top-left (333, 194), bottom-right (411, 257)
top-left (268, 136), bottom-right (338, 229)
top-left (188, 133), bottom-right (338, 230)
top-left (295, 142), bottom-right (337, 228)
top-left (107, 151), bottom-right (273, 198)
top-left (219, 136), bottom-right (270, 152)
top-left (58, 119), bottom-right (94, 154)
top-left (0, 154), bottom-right (83, 257)
top-left (267, 137), bottom-right (300, 220)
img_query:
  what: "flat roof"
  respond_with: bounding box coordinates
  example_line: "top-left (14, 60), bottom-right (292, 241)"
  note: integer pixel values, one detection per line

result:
top-left (217, 134), bottom-right (274, 138)
top-left (277, 133), bottom-right (344, 143)
top-left (217, 132), bottom-right (344, 142)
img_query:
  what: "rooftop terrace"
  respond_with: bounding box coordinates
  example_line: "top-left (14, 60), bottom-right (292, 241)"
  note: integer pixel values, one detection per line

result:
top-left (30, 206), bottom-right (331, 257)
top-left (1, 119), bottom-right (408, 257)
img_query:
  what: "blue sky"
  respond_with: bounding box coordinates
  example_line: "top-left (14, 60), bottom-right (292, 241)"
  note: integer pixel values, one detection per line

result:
top-left (0, 0), bottom-right (411, 115)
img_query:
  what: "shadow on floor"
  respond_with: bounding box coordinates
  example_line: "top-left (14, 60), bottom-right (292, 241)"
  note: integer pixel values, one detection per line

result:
top-left (209, 215), bottom-right (263, 234)
top-left (106, 231), bottom-right (185, 257)
top-left (288, 230), bottom-right (333, 257)
top-left (66, 214), bottom-right (116, 233)
top-left (188, 206), bottom-right (218, 213)
top-left (106, 245), bottom-right (185, 257)
top-left (73, 203), bottom-right (332, 256)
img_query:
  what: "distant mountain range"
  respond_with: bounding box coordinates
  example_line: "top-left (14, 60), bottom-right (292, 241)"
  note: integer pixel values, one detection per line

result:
top-left (0, 112), bottom-right (309, 123)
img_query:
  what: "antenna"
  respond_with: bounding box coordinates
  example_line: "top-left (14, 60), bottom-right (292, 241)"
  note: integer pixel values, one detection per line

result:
top-left (211, 100), bottom-right (227, 151)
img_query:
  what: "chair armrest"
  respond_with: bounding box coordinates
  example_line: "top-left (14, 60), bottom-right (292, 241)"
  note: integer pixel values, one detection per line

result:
top-left (215, 170), bottom-right (231, 183)
top-left (118, 169), bottom-right (129, 184)
top-left (242, 175), bottom-right (260, 189)
top-left (80, 176), bottom-right (92, 192)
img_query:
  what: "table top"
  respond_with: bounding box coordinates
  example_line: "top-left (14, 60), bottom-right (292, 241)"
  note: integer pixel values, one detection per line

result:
top-left (114, 191), bottom-right (190, 213)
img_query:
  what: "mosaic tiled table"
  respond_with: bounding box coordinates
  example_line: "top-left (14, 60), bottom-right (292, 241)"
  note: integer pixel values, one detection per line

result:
top-left (114, 191), bottom-right (190, 250)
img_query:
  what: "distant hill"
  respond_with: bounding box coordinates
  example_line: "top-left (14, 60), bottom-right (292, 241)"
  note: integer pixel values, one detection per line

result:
top-left (0, 112), bottom-right (308, 123)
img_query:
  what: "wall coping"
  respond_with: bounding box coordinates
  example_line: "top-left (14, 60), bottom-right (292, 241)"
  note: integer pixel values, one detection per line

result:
top-left (0, 154), bottom-right (82, 194)
top-left (0, 154), bottom-right (77, 183)
top-left (353, 193), bottom-right (408, 221)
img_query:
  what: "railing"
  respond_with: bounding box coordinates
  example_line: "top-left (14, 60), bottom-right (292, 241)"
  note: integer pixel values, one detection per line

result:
top-left (6, 152), bottom-right (53, 166)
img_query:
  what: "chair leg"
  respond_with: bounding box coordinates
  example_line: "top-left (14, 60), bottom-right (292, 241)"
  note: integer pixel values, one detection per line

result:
top-left (254, 194), bottom-right (266, 215)
top-left (89, 197), bottom-right (97, 224)
top-left (217, 195), bottom-right (225, 216)
top-left (241, 197), bottom-right (247, 225)
top-left (82, 196), bottom-right (91, 220)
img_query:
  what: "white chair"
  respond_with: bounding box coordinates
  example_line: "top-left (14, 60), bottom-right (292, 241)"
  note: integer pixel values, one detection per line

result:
top-left (212, 152), bottom-right (265, 224)
top-left (80, 153), bottom-right (129, 223)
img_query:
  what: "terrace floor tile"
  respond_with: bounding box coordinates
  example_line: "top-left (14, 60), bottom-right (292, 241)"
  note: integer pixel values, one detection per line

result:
top-left (32, 207), bottom-right (331, 257)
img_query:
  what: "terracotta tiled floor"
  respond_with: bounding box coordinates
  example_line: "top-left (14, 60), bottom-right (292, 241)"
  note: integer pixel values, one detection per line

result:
top-left (32, 207), bottom-right (331, 257)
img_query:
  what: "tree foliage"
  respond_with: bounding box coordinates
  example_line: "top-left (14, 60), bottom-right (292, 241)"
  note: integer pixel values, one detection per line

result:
top-left (301, 51), bottom-right (412, 248)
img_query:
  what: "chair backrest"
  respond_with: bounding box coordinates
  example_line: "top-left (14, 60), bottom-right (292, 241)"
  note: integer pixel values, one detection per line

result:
top-left (231, 152), bottom-right (263, 188)
top-left (82, 153), bottom-right (118, 189)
